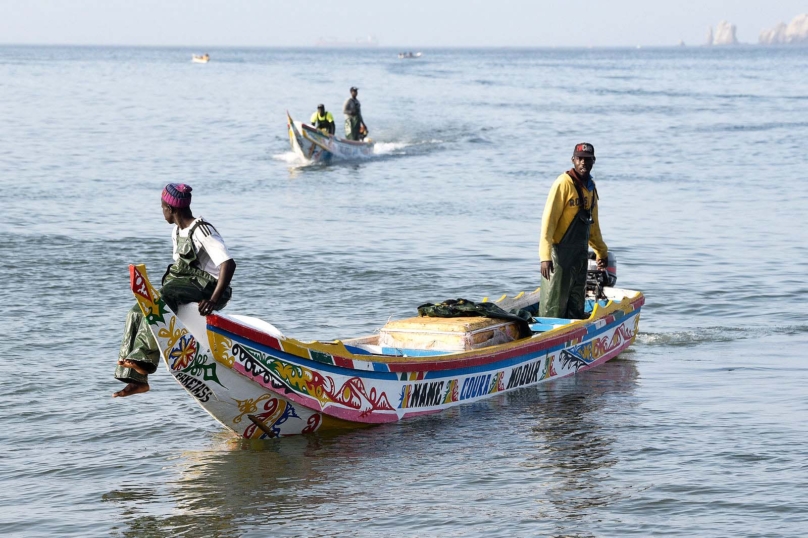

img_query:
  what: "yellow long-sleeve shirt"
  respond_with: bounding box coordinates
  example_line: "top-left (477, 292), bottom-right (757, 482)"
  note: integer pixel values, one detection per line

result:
top-left (539, 172), bottom-right (608, 262)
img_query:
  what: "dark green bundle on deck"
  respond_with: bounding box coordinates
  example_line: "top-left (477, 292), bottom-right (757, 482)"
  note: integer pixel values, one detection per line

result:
top-left (416, 298), bottom-right (534, 338)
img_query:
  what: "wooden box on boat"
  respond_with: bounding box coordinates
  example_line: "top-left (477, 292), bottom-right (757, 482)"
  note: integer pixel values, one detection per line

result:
top-left (379, 316), bottom-right (520, 352)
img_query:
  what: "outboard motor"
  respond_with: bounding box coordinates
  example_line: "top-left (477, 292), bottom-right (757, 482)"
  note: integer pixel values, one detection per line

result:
top-left (586, 251), bottom-right (617, 299)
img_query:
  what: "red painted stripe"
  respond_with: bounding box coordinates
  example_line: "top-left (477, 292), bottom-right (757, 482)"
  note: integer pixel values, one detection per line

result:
top-left (208, 314), bottom-right (282, 351)
top-left (333, 356), bottom-right (354, 368)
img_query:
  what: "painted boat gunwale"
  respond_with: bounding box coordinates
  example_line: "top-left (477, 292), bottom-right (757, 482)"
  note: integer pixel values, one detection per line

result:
top-left (207, 309), bottom-right (642, 425)
top-left (210, 309), bottom-right (640, 381)
top-left (208, 306), bottom-right (640, 381)
top-left (205, 291), bottom-right (644, 373)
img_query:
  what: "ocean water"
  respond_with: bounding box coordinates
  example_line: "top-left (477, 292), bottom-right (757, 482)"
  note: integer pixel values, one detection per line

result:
top-left (1, 45), bottom-right (807, 537)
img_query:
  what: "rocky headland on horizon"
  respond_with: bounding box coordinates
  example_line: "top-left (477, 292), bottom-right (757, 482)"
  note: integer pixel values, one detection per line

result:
top-left (758, 13), bottom-right (808, 45)
top-left (703, 13), bottom-right (808, 46)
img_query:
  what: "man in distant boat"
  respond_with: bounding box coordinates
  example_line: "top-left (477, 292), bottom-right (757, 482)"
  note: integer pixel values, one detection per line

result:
top-left (343, 86), bottom-right (368, 141)
top-left (539, 143), bottom-right (608, 320)
top-left (113, 183), bottom-right (236, 397)
top-left (310, 104), bottom-right (335, 135)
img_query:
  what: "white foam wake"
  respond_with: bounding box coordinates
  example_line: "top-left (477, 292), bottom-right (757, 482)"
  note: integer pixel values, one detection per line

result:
top-left (272, 151), bottom-right (303, 164)
top-left (373, 142), bottom-right (409, 155)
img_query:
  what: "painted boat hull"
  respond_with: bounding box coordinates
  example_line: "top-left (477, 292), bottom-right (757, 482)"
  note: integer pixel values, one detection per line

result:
top-left (287, 112), bottom-right (374, 163)
top-left (129, 264), bottom-right (644, 438)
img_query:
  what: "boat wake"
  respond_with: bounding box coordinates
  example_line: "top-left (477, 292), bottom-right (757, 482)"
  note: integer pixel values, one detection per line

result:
top-left (274, 138), bottom-right (442, 168)
top-left (638, 324), bottom-right (808, 347)
top-left (373, 141), bottom-right (410, 155)
top-left (272, 151), bottom-right (301, 164)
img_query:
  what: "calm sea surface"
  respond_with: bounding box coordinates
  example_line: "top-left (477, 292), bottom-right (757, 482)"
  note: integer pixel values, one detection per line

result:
top-left (1, 45), bottom-right (807, 537)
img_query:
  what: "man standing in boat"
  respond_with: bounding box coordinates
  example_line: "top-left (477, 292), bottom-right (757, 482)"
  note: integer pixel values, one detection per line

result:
top-left (113, 183), bottom-right (236, 397)
top-left (343, 86), bottom-right (367, 141)
top-left (310, 104), bottom-right (335, 135)
top-left (539, 143), bottom-right (608, 319)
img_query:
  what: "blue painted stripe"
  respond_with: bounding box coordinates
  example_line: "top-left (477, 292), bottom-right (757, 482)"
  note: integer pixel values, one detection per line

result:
top-left (372, 361), bottom-right (390, 372)
top-left (343, 344), bottom-right (372, 355)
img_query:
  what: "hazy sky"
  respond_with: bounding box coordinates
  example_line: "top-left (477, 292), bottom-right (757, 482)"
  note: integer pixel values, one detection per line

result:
top-left (0, 0), bottom-right (805, 47)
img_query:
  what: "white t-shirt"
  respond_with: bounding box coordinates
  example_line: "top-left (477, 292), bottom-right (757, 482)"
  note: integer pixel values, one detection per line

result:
top-left (172, 218), bottom-right (232, 279)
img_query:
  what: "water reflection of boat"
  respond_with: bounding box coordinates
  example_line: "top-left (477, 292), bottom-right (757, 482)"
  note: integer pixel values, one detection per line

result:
top-left (191, 54), bottom-right (210, 63)
top-left (104, 434), bottom-right (329, 535)
top-left (287, 112), bottom-right (374, 163)
top-left (525, 357), bottom-right (640, 521)
top-left (127, 261), bottom-right (644, 438)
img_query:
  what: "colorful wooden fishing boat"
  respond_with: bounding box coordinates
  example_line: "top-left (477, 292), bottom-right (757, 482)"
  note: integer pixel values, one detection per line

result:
top-left (287, 112), bottom-right (374, 163)
top-left (129, 263), bottom-right (644, 438)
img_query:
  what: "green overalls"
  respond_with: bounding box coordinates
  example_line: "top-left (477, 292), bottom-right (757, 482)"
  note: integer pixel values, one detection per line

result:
top-left (345, 116), bottom-right (361, 140)
top-left (539, 181), bottom-right (597, 320)
top-left (344, 98), bottom-right (362, 140)
top-left (115, 220), bottom-right (231, 385)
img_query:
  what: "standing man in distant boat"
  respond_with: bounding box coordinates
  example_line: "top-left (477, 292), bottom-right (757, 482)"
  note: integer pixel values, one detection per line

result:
top-left (539, 143), bottom-right (608, 319)
top-left (113, 183), bottom-right (236, 397)
top-left (310, 104), bottom-right (336, 135)
top-left (343, 86), bottom-right (367, 141)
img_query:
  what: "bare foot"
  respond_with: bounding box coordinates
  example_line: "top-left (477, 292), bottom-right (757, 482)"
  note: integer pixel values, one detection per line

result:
top-left (113, 381), bottom-right (150, 398)
top-left (117, 359), bottom-right (150, 376)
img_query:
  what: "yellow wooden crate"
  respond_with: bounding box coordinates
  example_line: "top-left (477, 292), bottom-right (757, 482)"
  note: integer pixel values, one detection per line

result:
top-left (379, 316), bottom-right (520, 352)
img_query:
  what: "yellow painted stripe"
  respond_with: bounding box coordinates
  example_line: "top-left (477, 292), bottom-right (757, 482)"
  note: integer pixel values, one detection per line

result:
top-left (280, 340), bottom-right (311, 359)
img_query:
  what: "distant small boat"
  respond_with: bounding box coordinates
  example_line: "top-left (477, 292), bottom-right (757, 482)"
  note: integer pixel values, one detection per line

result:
top-left (287, 112), bottom-right (374, 163)
top-left (192, 54), bottom-right (210, 64)
top-left (398, 52), bottom-right (422, 59)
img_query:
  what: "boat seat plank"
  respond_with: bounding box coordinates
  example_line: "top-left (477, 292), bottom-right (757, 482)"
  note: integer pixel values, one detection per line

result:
top-left (529, 317), bottom-right (575, 333)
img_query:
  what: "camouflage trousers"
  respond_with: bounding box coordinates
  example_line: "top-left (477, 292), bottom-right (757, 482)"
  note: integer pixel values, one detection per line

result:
top-left (539, 250), bottom-right (589, 320)
top-left (115, 276), bottom-right (227, 385)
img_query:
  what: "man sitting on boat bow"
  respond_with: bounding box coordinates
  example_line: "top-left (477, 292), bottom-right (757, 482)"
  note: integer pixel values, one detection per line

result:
top-left (113, 183), bottom-right (236, 397)
top-left (310, 104), bottom-right (336, 135)
top-left (539, 143), bottom-right (608, 320)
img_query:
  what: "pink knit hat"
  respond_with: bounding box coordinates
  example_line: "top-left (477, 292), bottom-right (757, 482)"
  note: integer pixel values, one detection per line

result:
top-left (162, 183), bottom-right (192, 208)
